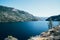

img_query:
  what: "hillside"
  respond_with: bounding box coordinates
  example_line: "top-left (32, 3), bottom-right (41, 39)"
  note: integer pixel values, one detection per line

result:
top-left (46, 15), bottom-right (60, 21)
top-left (0, 5), bottom-right (38, 22)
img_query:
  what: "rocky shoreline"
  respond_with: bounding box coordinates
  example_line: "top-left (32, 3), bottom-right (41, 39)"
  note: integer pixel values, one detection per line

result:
top-left (28, 25), bottom-right (60, 40)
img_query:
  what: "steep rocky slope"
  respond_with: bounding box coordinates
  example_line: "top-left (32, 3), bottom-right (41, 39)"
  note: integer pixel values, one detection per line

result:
top-left (0, 5), bottom-right (38, 22)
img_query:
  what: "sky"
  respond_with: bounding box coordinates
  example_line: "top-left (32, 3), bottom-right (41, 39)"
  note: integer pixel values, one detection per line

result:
top-left (0, 0), bottom-right (60, 17)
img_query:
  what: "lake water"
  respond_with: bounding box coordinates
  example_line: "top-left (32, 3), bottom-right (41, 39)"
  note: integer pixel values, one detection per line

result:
top-left (0, 21), bottom-right (59, 40)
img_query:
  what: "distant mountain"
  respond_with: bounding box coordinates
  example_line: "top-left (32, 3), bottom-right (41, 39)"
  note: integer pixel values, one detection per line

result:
top-left (46, 15), bottom-right (60, 21)
top-left (40, 17), bottom-right (48, 21)
top-left (34, 17), bottom-right (48, 21)
top-left (0, 5), bottom-right (38, 22)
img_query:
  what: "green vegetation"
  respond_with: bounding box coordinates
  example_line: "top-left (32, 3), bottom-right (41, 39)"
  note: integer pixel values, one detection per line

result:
top-left (46, 15), bottom-right (60, 21)
top-left (0, 5), bottom-right (38, 22)
top-left (48, 18), bottom-right (53, 29)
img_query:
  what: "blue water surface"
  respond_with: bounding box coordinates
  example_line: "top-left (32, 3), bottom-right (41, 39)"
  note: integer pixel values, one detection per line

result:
top-left (0, 21), bottom-right (59, 40)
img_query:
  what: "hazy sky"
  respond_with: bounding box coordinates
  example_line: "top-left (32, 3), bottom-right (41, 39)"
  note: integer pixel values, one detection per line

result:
top-left (0, 0), bottom-right (60, 17)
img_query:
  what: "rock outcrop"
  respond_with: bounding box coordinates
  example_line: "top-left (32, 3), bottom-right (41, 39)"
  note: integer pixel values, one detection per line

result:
top-left (28, 25), bottom-right (60, 40)
top-left (4, 36), bottom-right (18, 40)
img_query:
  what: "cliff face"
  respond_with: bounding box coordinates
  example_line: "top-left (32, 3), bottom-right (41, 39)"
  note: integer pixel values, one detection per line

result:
top-left (0, 5), bottom-right (38, 22)
top-left (46, 15), bottom-right (60, 21)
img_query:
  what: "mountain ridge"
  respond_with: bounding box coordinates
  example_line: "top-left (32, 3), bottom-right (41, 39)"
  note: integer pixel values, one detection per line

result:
top-left (46, 15), bottom-right (60, 21)
top-left (0, 5), bottom-right (38, 22)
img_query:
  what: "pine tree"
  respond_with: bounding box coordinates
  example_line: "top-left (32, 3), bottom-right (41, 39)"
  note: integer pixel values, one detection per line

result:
top-left (59, 21), bottom-right (60, 25)
top-left (48, 18), bottom-right (53, 29)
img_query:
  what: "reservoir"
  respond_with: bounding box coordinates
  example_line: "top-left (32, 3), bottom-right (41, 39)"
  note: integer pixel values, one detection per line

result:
top-left (0, 21), bottom-right (59, 40)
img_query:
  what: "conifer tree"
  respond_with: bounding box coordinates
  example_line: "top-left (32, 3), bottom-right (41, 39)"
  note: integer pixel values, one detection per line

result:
top-left (48, 18), bottom-right (53, 29)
